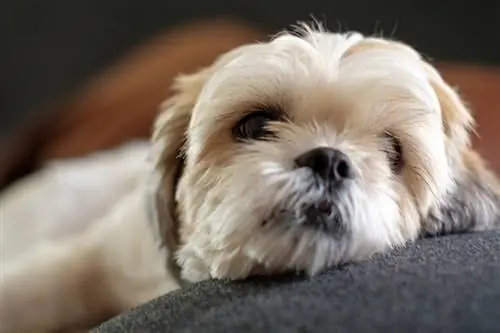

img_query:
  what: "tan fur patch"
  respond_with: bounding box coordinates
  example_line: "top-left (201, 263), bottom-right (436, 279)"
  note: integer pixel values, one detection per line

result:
top-left (342, 38), bottom-right (420, 60)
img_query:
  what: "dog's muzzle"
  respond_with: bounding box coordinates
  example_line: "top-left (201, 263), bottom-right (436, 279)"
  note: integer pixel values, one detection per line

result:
top-left (266, 147), bottom-right (354, 236)
top-left (293, 147), bottom-right (352, 235)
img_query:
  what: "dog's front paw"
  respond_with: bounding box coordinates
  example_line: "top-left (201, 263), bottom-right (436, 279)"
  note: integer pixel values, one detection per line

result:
top-left (177, 248), bottom-right (212, 283)
top-left (421, 209), bottom-right (461, 237)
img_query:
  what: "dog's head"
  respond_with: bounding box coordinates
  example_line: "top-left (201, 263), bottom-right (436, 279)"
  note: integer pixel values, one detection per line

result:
top-left (151, 24), bottom-right (499, 282)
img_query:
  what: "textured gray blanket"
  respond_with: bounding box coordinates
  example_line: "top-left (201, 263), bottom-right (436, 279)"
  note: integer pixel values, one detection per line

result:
top-left (93, 231), bottom-right (500, 333)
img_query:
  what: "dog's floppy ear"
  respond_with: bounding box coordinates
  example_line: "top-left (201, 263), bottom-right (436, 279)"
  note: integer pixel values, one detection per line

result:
top-left (422, 64), bottom-right (500, 236)
top-left (146, 68), bottom-right (213, 260)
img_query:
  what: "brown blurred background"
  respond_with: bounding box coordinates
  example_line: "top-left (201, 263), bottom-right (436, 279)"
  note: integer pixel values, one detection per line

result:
top-left (0, 1), bottom-right (499, 189)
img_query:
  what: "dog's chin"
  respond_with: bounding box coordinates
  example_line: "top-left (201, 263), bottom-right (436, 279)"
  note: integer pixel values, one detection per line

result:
top-left (243, 223), bottom-right (350, 277)
top-left (281, 202), bottom-right (347, 236)
top-left (236, 193), bottom-right (355, 276)
top-left (266, 184), bottom-right (351, 238)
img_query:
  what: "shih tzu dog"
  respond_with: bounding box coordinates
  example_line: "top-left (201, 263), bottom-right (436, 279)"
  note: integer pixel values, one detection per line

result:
top-left (1, 23), bottom-right (499, 332)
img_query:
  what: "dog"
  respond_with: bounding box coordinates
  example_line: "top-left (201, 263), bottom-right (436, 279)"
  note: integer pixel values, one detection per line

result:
top-left (1, 23), bottom-right (499, 332)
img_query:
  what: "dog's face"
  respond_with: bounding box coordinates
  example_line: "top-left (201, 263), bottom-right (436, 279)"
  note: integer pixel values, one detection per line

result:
top-left (151, 25), bottom-right (496, 282)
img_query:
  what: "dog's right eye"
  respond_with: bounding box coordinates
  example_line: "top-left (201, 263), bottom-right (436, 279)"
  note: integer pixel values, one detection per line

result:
top-left (233, 108), bottom-right (282, 141)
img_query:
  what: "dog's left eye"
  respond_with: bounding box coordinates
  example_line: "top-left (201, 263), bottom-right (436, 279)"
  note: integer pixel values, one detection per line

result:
top-left (233, 108), bottom-right (283, 141)
top-left (384, 132), bottom-right (404, 173)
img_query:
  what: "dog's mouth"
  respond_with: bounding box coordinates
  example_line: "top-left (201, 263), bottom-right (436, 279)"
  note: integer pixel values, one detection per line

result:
top-left (265, 198), bottom-right (347, 237)
top-left (301, 200), bottom-right (345, 233)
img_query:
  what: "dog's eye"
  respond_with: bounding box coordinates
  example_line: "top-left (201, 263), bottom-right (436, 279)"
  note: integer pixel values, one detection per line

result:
top-left (233, 108), bottom-right (282, 141)
top-left (384, 132), bottom-right (404, 173)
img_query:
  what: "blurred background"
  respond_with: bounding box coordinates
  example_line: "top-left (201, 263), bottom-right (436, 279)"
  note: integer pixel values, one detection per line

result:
top-left (0, 0), bottom-right (499, 188)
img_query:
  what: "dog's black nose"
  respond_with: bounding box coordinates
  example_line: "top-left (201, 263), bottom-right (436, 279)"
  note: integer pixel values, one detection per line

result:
top-left (295, 147), bottom-right (353, 181)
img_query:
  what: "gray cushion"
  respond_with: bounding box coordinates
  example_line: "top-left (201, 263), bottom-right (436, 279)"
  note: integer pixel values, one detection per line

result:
top-left (93, 231), bottom-right (500, 333)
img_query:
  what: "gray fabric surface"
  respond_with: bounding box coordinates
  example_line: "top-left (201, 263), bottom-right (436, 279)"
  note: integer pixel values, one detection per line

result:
top-left (93, 231), bottom-right (500, 333)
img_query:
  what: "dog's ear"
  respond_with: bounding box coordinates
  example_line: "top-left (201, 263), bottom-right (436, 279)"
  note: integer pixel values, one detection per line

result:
top-left (422, 64), bottom-right (500, 236)
top-left (146, 68), bottom-right (213, 261)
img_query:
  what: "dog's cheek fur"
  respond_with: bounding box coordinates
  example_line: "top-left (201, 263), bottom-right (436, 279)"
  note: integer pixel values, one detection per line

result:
top-left (175, 162), bottom-right (266, 281)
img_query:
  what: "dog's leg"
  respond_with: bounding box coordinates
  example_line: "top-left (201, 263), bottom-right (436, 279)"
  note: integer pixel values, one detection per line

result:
top-left (0, 187), bottom-right (180, 333)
